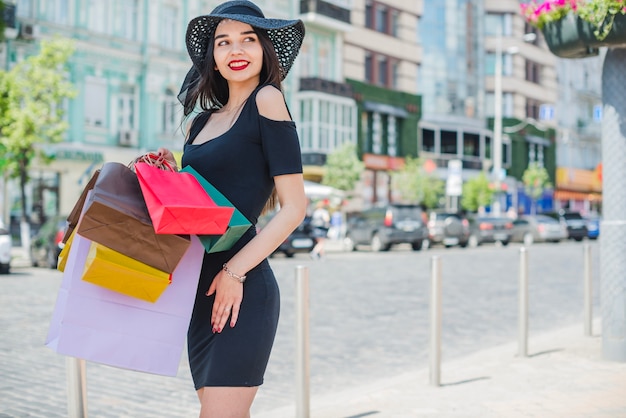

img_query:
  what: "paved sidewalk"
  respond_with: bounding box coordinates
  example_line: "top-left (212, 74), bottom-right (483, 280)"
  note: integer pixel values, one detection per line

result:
top-left (256, 320), bottom-right (626, 417)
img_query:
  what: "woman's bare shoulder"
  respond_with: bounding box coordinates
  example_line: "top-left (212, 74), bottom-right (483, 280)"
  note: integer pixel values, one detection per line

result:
top-left (256, 85), bottom-right (291, 121)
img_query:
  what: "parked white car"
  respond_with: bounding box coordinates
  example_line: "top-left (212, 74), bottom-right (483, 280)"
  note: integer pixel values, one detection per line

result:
top-left (0, 224), bottom-right (11, 274)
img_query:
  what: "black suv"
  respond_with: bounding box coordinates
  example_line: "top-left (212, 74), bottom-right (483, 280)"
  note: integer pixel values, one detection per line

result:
top-left (427, 211), bottom-right (470, 248)
top-left (544, 210), bottom-right (588, 241)
top-left (344, 204), bottom-right (428, 252)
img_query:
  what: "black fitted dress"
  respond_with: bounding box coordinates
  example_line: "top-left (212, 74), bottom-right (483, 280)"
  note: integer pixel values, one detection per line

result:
top-left (182, 84), bottom-right (302, 389)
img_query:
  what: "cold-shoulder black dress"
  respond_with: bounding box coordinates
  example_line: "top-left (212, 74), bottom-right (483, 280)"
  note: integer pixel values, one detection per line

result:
top-left (182, 84), bottom-right (302, 389)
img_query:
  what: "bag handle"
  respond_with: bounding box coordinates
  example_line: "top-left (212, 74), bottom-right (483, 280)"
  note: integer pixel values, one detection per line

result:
top-left (129, 152), bottom-right (176, 172)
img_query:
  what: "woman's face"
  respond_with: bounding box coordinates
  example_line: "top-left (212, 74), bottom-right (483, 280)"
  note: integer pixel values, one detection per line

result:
top-left (213, 19), bottom-right (263, 84)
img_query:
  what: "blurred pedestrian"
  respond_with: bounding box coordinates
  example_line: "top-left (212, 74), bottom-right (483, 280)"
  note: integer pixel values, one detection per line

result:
top-left (310, 200), bottom-right (330, 259)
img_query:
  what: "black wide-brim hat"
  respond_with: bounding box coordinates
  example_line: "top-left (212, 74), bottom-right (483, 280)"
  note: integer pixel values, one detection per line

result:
top-left (178, 0), bottom-right (305, 113)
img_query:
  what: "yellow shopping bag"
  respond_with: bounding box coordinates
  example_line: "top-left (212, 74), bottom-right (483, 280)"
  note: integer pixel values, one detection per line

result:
top-left (57, 229), bottom-right (76, 272)
top-left (81, 242), bottom-right (171, 303)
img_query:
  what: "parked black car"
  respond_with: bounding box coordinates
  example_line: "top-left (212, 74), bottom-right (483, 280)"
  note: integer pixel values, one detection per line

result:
top-left (344, 204), bottom-right (428, 252)
top-left (544, 210), bottom-right (588, 241)
top-left (30, 215), bottom-right (68, 269)
top-left (257, 214), bottom-right (316, 258)
top-left (467, 216), bottom-right (513, 247)
top-left (427, 210), bottom-right (470, 248)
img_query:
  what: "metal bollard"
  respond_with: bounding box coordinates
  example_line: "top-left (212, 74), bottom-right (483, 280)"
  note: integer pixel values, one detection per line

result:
top-left (295, 265), bottom-right (310, 418)
top-left (66, 357), bottom-right (88, 417)
top-left (518, 247), bottom-right (528, 357)
top-left (583, 243), bottom-right (593, 336)
top-left (429, 256), bottom-right (442, 386)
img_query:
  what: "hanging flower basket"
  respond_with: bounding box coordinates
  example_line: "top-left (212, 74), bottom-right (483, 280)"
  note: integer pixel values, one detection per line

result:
top-left (542, 12), bottom-right (600, 58)
top-left (521, 1), bottom-right (626, 59)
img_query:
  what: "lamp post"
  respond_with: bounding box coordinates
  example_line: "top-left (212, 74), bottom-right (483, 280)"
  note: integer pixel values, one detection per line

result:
top-left (493, 32), bottom-right (536, 216)
top-left (493, 31), bottom-right (504, 216)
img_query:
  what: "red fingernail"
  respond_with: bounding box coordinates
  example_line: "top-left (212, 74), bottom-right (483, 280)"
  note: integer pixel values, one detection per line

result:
top-left (212, 327), bottom-right (217, 333)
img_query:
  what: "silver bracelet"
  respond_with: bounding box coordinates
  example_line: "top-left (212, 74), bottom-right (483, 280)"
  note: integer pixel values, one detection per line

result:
top-left (222, 263), bottom-right (247, 283)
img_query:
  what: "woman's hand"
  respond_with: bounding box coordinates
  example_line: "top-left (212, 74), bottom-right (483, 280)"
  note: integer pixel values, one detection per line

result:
top-left (207, 270), bottom-right (244, 333)
top-left (156, 147), bottom-right (178, 170)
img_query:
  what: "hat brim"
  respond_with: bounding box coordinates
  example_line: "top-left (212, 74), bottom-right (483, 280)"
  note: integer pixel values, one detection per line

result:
top-left (186, 13), bottom-right (305, 80)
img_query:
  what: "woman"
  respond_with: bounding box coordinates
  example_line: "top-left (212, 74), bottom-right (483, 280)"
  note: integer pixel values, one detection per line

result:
top-left (158, 1), bottom-right (306, 416)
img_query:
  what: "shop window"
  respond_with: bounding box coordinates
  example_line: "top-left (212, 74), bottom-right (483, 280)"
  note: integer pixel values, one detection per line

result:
top-left (441, 130), bottom-right (457, 155)
top-left (463, 132), bottom-right (480, 157)
top-left (422, 128), bottom-right (435, 152)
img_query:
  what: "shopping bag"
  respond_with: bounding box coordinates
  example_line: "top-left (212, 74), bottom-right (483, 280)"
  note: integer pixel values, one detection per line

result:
top-left (181, 166), bottom-right (252, 253)
top-left (45, 232), bottom-right (204, 376)
top-left (82, 241), bottom-right (171, 303)
top-left (77, 162), bottom-right (190, 273)
top-left (57, 228), bottom-right (76, 272)
top-left (62, 169), bottom-right (100, 244)
top-left (134, 162), bottom-right (234, 235)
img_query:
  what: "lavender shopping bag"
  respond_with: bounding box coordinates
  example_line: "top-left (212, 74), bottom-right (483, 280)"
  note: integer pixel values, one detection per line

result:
top-left (45, 231), bottom-right (204, 376)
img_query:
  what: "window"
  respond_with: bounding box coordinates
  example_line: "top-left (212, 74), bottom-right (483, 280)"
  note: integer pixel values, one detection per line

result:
top-left (88, 0), bottom-right (110, 34)
top-left (365, 1), bottom-right (399, 36)
top-left (365, 51), bottom-right (398, 88)
top-left (161, 4), bottom-right (179, 49)
top-left (526, 98), bottom-right (541, 119)
top-left (45, 0), bottom-right (69, 24)
top-left (525, 60), bottom-right (541, 83)
top-left (463, 133), bottom-right (480, 157)
top-left (441, 130), bottom-right (457, 155)
top-left (16, 0), bottom-right (33, 18)
top-left (118, 85), bottom-right (136, 130)
top-left (422, 129), bottom-right (435, 152)
top-left (84, 77), bottom-right (107, 127)
top-left (115, 0), bottom-right (139, 40)
top-left (162, 89), bottom-right (179, 134)
top-left (485, 135), bottom-right (492, 159)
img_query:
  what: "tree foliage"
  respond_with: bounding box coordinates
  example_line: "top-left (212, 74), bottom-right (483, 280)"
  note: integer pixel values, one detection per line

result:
top-left (322, 142), bottom-right (364, 193)
top-left (0, 37), bottom-right (77, 221)
top-left (461, 172), bottom-right (494, 212)
top-left (391, 156), bottom-right (444, 208)
top-left (522, 162), bottom-right (552, 201)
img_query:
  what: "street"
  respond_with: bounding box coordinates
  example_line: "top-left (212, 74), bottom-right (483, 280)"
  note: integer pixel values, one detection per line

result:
top-left (0, 240), bottom-right (600, 417)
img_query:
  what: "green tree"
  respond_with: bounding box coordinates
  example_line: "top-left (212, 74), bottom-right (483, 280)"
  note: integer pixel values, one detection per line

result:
top-left (0, 1), bottom-right (6, 42)
top-left (0, 37), bottom-right (77, 245)
top-left (461, 172), bottom-right (494, 213)
top-left (522, 162), bottom-right (552, 214)
top-left (322, 142), bottom-right (364, 193)
top-left (391, 156), bottom-right (444, 208)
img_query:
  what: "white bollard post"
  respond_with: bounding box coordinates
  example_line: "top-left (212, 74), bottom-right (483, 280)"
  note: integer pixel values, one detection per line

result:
top-left (518, 247), bottom-right (528, 357)
top-left (66, 357), bottom-right (88, 417)
top-left (429, 256), bottom-right (442, 386)
top-left (295, 265), bottom-right (310, 418)
top-left (583, 243), bottom-right (593, 336)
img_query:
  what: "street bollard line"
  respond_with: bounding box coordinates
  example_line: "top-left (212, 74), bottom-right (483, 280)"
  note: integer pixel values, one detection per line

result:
top-left (429, 256), bottom-right (442, 387)
top-left (583, 243), bottom-right (593, 336)
top-left (295, 265), bottom-right (310, 418)
top-left (518, 247), bottom-right (528, 357)
top-left (66, 357), bottom-right (88, 418)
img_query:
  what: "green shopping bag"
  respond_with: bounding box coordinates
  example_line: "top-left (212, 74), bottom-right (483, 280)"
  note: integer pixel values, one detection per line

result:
top-left (181, 166), bottom-right (252, 253)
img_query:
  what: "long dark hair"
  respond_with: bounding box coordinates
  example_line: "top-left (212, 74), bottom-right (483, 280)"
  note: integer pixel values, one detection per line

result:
top-left (186, 25), bottom-right (283, 113)
top-left (185, 23), bottom-right (284, 212)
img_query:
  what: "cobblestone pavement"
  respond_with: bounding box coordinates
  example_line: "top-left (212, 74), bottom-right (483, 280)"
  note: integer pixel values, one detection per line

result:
top-left (1, 240), bottom-right (615, 417)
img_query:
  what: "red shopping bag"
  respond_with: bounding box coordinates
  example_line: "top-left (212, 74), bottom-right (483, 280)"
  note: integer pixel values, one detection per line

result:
top-left (134, 162), bottom-right (234, 235)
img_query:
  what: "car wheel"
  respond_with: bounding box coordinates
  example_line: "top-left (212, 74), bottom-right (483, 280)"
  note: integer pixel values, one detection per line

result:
top-left (411, 240), bottom-right (423, 251)
top-left (284, 251), bottom-right (295, 258)
top-left (500, 240), bottom-right (510, 247)
top-left (0, 263), bottom-right (9, 274)
top-left (370, 234), bottom-right (383, 252)
top-left (343, 235), bottom-right (356, 252)
top-left (523, 233), bottom-right (534, 246)
top-left (468, 235), bottom-right (479, 248)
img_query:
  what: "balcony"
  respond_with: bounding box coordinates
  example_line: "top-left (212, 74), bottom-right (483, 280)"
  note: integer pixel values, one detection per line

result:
top-left (300, 77), bottom-right (354, 98)
top-left (300, 0), bottom-right (351, 26)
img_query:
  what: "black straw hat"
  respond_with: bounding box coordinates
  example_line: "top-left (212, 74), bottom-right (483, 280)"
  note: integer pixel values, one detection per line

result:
top-left (178, 1), bottom-right (305, 114)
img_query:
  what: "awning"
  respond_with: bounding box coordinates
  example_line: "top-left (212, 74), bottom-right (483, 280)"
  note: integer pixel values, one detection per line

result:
top-left (554, 190), bottom-right (602, 202)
